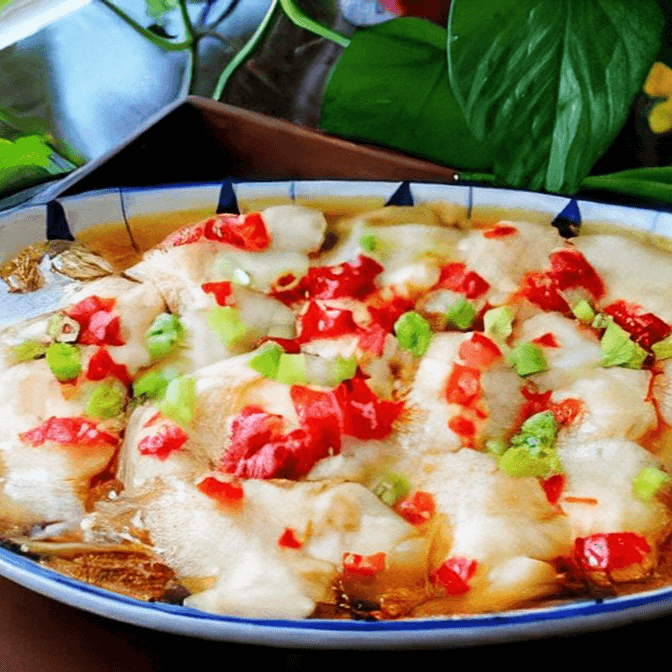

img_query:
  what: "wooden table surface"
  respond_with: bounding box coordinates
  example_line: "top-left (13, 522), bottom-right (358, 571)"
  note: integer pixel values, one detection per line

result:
top-left (0, 573), bottom-right (668, 670)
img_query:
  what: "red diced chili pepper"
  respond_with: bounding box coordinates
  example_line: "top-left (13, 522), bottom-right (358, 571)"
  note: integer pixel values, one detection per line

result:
top-left (197, 476), bottom-right (244, 508)
top-left (342, 551), bottom-right (386, 579)
top-left (435, 263), bottom-right (489, 299)
top-left (66, 296), bottom-right (116, 324)
top-left (278, 527), bottom-right (303, 549)
top-left (519, 386), bottom-right (553, 422)
top-left (290, 386), bottom-right (343, 474)
top-left (20, 416), bottom-right (120, 448)
top-left (86, 347), bottom-right (131, 386)
top-left (203, 212), bottom-right (271, 251)
top-left (457, 333), bottom-right (502, 369)
top-left (446, 364), bottom-right (481, 407)
top-left (307, 255), bottom-right (383, 300)
top-left (573, 532), bottom-right (651, 572)
top-left (541, 473), bottom-right (565, 505)
top-left (604, 300), bottom-right (672, 350)
top-left (138, 422), bottom-right (188, 460)
top-left (549, 398), bottom-right (583, 426)
top-left (269, 275), bottom-right (310, 306)
top-left (202, 281), bottom-right (234, 306)
top-left (532, 332), bottom-right (560, 348)
top-left (548, 248), bottom-right (605, 300)
top-left (357, 321), bottom-right (389, 356)
top-left (67, 296), bottom-right (124, 346)
top-left (448, 415), bottom-right (477, 447)
top-left (298, 301), bottom-right (359, 343)
top-left (394, 491), bottom-right (436, 525)
top-left (483, 224), bottom-right (518, 238)
top-left (334, 377), bottom-right (404, 440)
top-left (521, 272), bottom-right (571, 313)
top-left (431, 557), bottom-right (477, 595)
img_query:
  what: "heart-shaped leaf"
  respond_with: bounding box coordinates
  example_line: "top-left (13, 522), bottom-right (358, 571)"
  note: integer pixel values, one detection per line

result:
top-left (320, 17), bottom-right (493, 172)
top-left (448, 0), bottom-right (663, 194)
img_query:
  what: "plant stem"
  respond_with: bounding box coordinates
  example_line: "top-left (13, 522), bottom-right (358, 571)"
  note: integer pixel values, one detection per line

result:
top-left (98, 0), bottom-right (192, 51)
top-left (279, 0), bottom-right (350, 48)
top-left (177, 0), bottom-right (197, 42)
top-left (211, 0), bottom-right (280, 100)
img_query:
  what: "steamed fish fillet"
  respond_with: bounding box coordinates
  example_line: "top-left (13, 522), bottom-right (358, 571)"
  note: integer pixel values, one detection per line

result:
top-left (557, 437), bottom-right (671, 541)
top-left (457, 221), bottom-right (565, 304)
top-left (402, 332), bottom-right (524, 454)
top-left (126, 205), bottom-right (327, 314)
top-left (574, 234), bottom-right (672, 323)
top-left (139, 478), bottom-right (431, 619)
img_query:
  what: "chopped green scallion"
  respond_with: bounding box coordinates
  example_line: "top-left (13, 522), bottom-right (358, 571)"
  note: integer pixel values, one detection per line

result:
top-left (146, 313), bottom-right (185, 361)
top-left (248, 343), bottom-right (283, 378)
top-left (483, 306), bottom-right (514, 345)
top-left (11, 341), bottom-right (47, 362)
top-left (276, 353), bottom-right (308, 385)
top-left (652, 336), bottom-right (672, 361)
top-left (372, 472), bottom-right (411, 506)
top-left (446, 297), bottom-right (476, 330)
top-left (325, 355), bottom-right (358, 387)
top-left (633, 466), bottom-right (669, 502)
top-left (394, 311), bottom-right (432, 357)
top-left (45, 342), bottom-right (81, 381)
top-left (158, 376), bottom-right (196, 427)
top-left (207, 306), bottom-right (249, 347)
top-left (509, 342), bottom-right (547, 377)
top-left (86, 383), bottom-right (126, 419)
top-left (600, 320), bottom-right (647, 369)
top-left (571, 300), bottom-right (595, 324)
top-left (359, 233), bottom-right (379, 252)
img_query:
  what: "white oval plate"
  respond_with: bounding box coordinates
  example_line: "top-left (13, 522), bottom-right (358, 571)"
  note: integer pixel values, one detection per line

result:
top-left (2, 179), bottom-right (672, 648)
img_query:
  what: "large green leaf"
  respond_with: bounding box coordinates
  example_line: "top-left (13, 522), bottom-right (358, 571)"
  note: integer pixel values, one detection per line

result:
top-left (320, 17), bottom-right (493, 171)
top-left (582, 166), bottom-right (672, 203)
top-left (448, 0), bottom-right (663, 194)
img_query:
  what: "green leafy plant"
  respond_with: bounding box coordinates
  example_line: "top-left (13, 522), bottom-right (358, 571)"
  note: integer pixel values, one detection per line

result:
top-left (448, 0), bottom-right (663, 193)
top-left (320, 0), bottom-right (665, 196)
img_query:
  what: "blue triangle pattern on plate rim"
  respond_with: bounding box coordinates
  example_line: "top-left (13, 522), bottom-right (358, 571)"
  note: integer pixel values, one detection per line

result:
top-left (217, 180), bottom-right (240, 215)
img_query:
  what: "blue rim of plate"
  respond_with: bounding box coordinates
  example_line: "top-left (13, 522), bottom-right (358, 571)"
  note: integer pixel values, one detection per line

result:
top-left (3, 179), bottom-right (672, 648)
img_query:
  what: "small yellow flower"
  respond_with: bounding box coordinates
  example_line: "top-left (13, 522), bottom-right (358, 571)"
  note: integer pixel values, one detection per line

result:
top-left (644, 61), bottom-right (672, 134)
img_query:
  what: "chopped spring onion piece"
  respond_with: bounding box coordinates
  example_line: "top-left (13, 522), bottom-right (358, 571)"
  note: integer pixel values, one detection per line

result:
top-left (483, 306), bottom-right (514, 345)
top-left (485, 438), bottom-right (508, 456)
top-left (652, 335), bottom-right (672, 361)
top-left (86, 383), bottom-right (126, 419)
top-left (359, 233), bottom-right (379, 252)
top-left (48, 314), bottom-right (80, 342)
top-left (276, 353), bottom-right (308, 385)
top-left (509, 342), bottom-right (547, 377)
top-left (207, 306), bottom-right (249, 347)
top-left (600, 320), bottom-right (647, 369)
top-left (372, 472), bottom-right (411, 506)
top-left (498, 411), bottom-right (562, 478)
top-left (633, 466), bottom-right (669, 502)
top-left (45, 342), bottom-right (82, 381)
top-left (571, 300), bottom-right (595, 323)
top-left (133, 369), bottom-right (176, 400)
top-left (394, 311), bottom-right (432, 357)
top-left (248, 343), bottom-right (283, 378)
top-left (592, 313), bottom-right (610, 329)
top-left (325, 355), bottom-right (358, 387)
top-left (11, 341), bottom-right (47, 362)
top-left (146, 313), bottom-right (185, 361)
top-left (446, 297), bottom-right (476, 330)
top-left (158, 376), bottom-right (196, 427)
